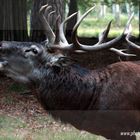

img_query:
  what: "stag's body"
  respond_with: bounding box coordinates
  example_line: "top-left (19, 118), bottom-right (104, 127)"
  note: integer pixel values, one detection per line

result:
top-left (32, 61), bottom-right (140, 140)
top-left (38, 61), bottom-right (140, 110)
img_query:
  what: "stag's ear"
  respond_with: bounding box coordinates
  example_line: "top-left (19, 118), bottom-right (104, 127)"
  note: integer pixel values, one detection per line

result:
top-left (50, 57), bottom-right (76, 70)
top-left (56, 57), bottom-right (76, 67)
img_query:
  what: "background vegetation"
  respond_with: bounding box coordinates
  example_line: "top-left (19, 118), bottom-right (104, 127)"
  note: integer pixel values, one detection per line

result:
top-left (0, 0), bottom-right (139, 41)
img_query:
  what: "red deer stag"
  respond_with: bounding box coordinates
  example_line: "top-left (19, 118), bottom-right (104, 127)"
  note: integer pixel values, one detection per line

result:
top-left (0, 5), bottom-right (139, 140)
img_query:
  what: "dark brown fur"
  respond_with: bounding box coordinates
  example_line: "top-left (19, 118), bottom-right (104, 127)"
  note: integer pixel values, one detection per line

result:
top-left (33, 61), bottom-right (140, 140)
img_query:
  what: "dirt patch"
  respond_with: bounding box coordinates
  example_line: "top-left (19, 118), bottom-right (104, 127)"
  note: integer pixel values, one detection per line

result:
top-left (0, 76), bottom-right (49, 129)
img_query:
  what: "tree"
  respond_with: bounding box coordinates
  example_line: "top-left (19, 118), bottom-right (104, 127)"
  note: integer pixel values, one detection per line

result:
top-left (0, 0), bottom-right (28, 41)
top-left (66, 0), bottom-right (78, 38)
top-left (30, 0), bottom-right (65, 42)
top-left (99, 4), bottom-right (107, 18)
top-left (12, 0), bottom-right (28, 41)
top-left (112, 3), bottom-right (121, 26)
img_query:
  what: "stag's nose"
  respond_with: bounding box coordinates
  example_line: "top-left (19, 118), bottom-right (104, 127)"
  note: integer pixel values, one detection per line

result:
top-left (0, 42), bottom-right (4, 49)
top-left (0, 42), bottom-right (2, 47)
top-left (0, 41), bottom-right (16, 58)
top-left (0, 61), bottom-right (8, 69)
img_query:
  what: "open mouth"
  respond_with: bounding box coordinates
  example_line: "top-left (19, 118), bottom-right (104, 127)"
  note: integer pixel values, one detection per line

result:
top-left (0, 42), bottom-right (3, 51)
top-left (0, 42), bottom-right (5, 51)
top-left (0, 51), bottom-right (3, 69)
top-left (0, 43), bottom-right (5, 68)
top-left (0, 61), bottom-right (8, 69)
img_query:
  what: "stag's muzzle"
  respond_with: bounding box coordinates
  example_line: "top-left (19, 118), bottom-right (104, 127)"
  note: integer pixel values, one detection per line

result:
top-left (0, 42), bottom-right (8, 70)
top-left (0, 41), bottom-right (10, 69)
top-left (0, 61), bottom-right (8, 69)
top-left (0, 41), bottom-right (22, 50)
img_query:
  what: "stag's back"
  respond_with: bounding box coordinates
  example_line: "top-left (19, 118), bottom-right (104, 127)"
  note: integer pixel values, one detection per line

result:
top-left (94, 61), bottom-right (140, 110)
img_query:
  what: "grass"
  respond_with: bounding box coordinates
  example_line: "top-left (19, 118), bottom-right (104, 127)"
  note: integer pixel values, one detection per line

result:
top-left (0, 115), bottom-right (26, 140)
top-left (77, 14), bottom-right (139, 37)
top-left (0, 115), bottom-right (26, 130)
top-left (31, 129), bottom-right (99, 140)
top-left (0, 114), bottom-right (105, 140)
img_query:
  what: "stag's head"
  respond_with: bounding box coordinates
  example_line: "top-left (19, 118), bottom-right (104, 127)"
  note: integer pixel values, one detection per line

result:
top-left (0, 41), bottom-right (47, 83)
top-left (0, 5), bottom-right (136, 83)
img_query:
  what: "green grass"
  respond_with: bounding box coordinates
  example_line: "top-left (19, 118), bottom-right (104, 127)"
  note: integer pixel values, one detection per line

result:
top-left (0, 115), bottom-right (26, 130)
top-left (77, 14), bottom-right (139, 37)
top-left (0, 114), bottom-right (105, 140)
top-left (32, 129), bottom-right (100, 140)
top-left (0, 115), bottom-right (26, 140)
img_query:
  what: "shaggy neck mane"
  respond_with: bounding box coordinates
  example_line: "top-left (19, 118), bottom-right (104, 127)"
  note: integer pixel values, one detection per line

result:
top-left (36, 64), bottom-right (103, 110)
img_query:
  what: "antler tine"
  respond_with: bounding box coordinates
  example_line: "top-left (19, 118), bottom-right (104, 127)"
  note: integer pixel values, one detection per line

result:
top-left (109, 13), bottom-right (137, 57)
top-left (44, 5), bottom-right (52, 15)
top-left (125, 13), bottom-right (140, 50)
top-left (39, 4), bottom-right (55, 44)
top-left (126, 35), bottom-right (140, 50)
top-left (110, 48), bottom-right (136, 57)
top-left (123, 13), bottom-right (134, 35)
top-left (48, 11), bottom-right (55, 22)
top-left (98, 20), bottom-right (112, 44)
top-left (59, 12), bottom-right (78, 45)
top-left (72, 5), bottom-right (96, 48)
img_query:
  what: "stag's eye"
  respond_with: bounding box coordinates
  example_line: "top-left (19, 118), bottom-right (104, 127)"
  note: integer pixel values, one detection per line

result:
top-left (24, 48), bottom-right (39, 56)
top-left (32, 48), bottom-right (38, 54)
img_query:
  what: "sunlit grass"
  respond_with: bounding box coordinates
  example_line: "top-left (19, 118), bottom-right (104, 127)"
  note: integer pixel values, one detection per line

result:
top-left (0, 114), bottom-right (106, 140)
top-left (77, 14), bottom-right (139, 37)
top-left (78, 28), bottom-right (139, 38)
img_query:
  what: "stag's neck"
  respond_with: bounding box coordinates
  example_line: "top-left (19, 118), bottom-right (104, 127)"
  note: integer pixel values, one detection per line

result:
top-left (34, 64), bottom-right (108, 110)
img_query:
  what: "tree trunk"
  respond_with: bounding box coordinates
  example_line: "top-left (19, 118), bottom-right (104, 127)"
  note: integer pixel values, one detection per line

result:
top-left (1, 0), bottom-right (14, 41)
top-left (30, 0), bottom-right (65, 42)
top-left (66, 0), bottom-right (78, 39)
top-left (139, 1), bottom-right (140, 39)
top-left (100, 4), bottom-right (106, 18)
top-left (125, 3), bottom-right (134, 17)
top-left (112, 4), bottom-right (121, 27)
top-left (0, 0), bottom-right (28, 41)
top-left (12, 0), bottom-right (28, 41)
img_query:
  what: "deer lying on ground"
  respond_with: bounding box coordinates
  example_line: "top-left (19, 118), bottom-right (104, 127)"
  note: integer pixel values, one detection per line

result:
top-left (0, 5), bottom-right (140, 140)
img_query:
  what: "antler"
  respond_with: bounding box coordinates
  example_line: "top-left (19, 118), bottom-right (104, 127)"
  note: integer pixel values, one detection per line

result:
top-left (109, 13), bottom-right (136, 57)
top-left (39, 5), bottom-right (56, 44)
top-left (39, 4), bottom-right (78, 50)
top-left (125, 13), bottom-right (140, 50)
top-left (110, 48), bottom-right (136, 57)
top-left (39, 4), bottom-right (136, 57)
top-left (71, 8), bottom-right (134, 53)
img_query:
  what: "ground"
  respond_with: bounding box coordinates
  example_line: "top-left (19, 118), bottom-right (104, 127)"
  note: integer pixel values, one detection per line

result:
top-left (0, 76), bottom-right (105, 140)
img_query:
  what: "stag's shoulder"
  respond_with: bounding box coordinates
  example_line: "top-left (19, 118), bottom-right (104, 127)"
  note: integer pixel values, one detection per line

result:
top-left (106, 61), bottom-right (140, 74)
top-left (110, 61), bottom-right (140, 68)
